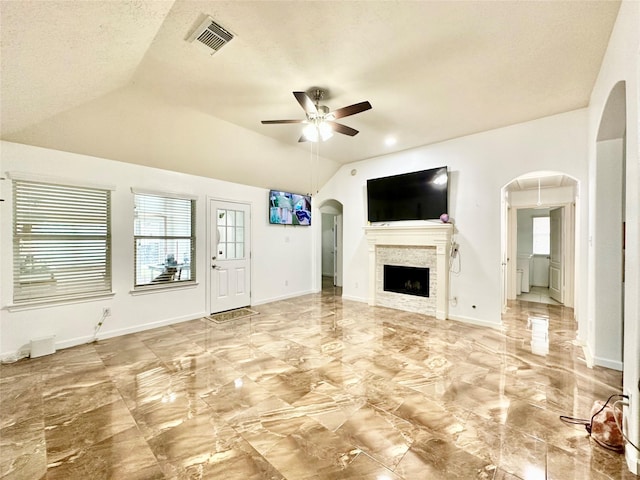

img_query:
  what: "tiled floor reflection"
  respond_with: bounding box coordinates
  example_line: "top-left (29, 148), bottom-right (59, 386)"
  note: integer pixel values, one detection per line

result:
top-left (1, 288), bottom-right (634, 479)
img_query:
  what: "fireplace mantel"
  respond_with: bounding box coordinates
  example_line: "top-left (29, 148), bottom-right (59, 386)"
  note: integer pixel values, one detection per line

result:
top-left (364, 223), bottom-right (453, 319)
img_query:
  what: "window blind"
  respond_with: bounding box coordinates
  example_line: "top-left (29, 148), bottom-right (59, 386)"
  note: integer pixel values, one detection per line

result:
top-left (134, 193), bottom-right (195, 287)
top-left (13, 180), bottom-right (112, 303)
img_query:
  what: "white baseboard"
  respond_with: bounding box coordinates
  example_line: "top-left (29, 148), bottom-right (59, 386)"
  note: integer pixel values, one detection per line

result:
top-left (593, 355), bottom-right (623, 371)
top-left (61, 312), bottom-right (208, 348)
top-left (340, 294), bottom-right (367, 303)
top-left (0, 312), bottom-right (207, 361)
top-left (447, 314), bottom-right (502, 330)
top-left (251, 289), bottom-right (316, 306)
top-left (626, 446), bottom-right (639, 476)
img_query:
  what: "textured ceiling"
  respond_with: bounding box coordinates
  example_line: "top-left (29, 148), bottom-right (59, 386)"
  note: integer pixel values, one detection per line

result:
top-left (0, 1), bottom-right (621, 192)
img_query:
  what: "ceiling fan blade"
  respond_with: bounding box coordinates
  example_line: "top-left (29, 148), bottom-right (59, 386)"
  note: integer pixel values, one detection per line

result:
top-left (330, 101), bottom-right (372, 119)
top-left (261, 119), bottom-right (306, 124)
top-left (293, 91), bottom-right (318, 115)
top-left (327, 121), bottom-right (359, 136)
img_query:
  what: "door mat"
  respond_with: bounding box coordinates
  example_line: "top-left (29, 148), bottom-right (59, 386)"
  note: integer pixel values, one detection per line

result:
top-left (206, 307), bottom-right (259, 324)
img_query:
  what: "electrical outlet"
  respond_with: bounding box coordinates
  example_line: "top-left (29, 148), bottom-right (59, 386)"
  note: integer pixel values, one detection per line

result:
top-left (103, 307), bottom-right (111, 317)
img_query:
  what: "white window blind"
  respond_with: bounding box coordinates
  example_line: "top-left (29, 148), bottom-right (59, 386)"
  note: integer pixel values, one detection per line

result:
top-left (134, 193), bottom-right (195, 287)
top-left (13, 179), bottom-right (112, 303)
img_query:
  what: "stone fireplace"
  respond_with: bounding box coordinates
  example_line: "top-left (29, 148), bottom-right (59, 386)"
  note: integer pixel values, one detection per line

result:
top-left (364, 224), bottom-right (453, 319)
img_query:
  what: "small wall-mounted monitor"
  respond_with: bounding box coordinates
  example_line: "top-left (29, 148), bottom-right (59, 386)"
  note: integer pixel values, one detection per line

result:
top-left (269, 190), bottom-right (311, 225)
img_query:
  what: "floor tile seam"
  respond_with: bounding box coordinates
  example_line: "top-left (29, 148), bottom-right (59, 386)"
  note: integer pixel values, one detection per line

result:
top-left (225, 420), bottom-right (293, 479)
top-left (333, 428), bottom-right (412, 465)
top-left (356, 448), bottom-right (407, 479)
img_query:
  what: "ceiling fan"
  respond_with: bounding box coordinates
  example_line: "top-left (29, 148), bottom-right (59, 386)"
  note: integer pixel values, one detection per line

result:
top-left (261, 89), bottom-right (372, 142)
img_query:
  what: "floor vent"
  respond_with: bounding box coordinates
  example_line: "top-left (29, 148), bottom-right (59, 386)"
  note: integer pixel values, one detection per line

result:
top-left (189, 16), bottom-right (234, 55)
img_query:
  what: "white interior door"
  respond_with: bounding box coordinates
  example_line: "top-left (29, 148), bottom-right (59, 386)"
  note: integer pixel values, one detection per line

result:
top-left (210, 200), bottom-right (251, 314)
top-left (549, 206), bottom-right (564, 303)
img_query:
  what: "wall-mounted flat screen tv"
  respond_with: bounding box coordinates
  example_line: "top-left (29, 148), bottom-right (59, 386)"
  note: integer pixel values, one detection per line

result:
top-left (269, 190), bottom-right (311, 225)
top-left (367, 166), bottom-right (448, 222)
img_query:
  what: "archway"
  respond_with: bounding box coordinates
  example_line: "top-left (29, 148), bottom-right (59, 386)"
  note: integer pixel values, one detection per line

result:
top-left (501, 171), bottom-right (579, 313)
top-left (318, 199), bottom-right (343, 292)
top-left (590, 81), bottom-right (626, 370)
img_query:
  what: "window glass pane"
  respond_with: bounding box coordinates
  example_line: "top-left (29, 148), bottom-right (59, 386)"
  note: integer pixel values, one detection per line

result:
top-left (227, 243), bottom-right (236, 259)
top-left (13, 180), bottom-right (111, 303)
top-left (532, 216), bottom-right (550, 255)
top-left (217, 210), bottom-right (226, 226)
top-left (218, 226), bottom-right (226, 243)
top-left (236, 211), bottom-right (244, 227)
top-left (227, 210), bottom-right (235, 227)
top-left (236, 226), bottom-right (244, 242)
top-left (218, 243), bottom-right (226, 260)
top-left (134, 193), bottom-right (195, 287)
top-left (135, 238), bottom-right (192, 284)
top-left (227, 226), bottom-right (236, 243)
top-left (236, 243), bottom-right (244, 259)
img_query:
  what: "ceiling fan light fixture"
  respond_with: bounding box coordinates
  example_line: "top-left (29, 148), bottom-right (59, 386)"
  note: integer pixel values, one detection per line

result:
top-left (302, 120), bottom-right (333, 142)
top-left (318, 121), bottom-right (333, 141)
top-left (303, 123), bottom-right (319, 142)
top-left (262, 89), bottom-right (371, 141)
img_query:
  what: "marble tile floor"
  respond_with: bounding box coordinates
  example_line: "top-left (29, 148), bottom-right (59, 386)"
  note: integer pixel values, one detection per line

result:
top-left (1, 288), bottom-right (634, 479)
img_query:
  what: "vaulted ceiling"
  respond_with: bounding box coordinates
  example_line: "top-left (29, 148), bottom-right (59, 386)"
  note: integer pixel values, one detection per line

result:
top-left (0, 1), bottom-right (621, 193)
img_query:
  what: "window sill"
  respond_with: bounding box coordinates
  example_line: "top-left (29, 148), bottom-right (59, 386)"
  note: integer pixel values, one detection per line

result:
top-left (130, 281), bottom-right (198, 296)
top-left (5, 292), bottom-right (116, 312)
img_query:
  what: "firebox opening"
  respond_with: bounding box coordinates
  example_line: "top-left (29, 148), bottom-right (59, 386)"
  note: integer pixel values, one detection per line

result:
top-left (383, 265), bottom-right (430, 297)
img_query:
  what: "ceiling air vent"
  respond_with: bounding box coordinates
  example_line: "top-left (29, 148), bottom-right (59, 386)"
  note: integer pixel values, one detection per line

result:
top-left (188, 16), bottom-right (234, 55)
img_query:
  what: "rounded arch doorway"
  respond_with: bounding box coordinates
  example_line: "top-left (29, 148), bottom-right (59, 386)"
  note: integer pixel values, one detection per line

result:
top-left (319, 199), bottom-right (343, 293)
top-left (501, 171), bottom-right (579, 312)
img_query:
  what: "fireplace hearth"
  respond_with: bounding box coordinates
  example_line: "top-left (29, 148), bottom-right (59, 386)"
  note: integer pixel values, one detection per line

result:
top-left (384, 265), bottom-right (430, 297)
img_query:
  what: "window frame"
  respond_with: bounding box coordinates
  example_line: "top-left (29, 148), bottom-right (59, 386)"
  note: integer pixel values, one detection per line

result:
top-left (10, 173), bottom-right (114, 306)
top-left (132, 188), bottom-right (197, 290)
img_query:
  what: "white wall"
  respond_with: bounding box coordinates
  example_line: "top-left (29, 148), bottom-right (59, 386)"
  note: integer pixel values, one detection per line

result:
top-left (587, 1), bottom-right (640, 473)
top-left (315, 108), bottom-right (589, 329)
top-left (0, 141), bottom-right (314, 357)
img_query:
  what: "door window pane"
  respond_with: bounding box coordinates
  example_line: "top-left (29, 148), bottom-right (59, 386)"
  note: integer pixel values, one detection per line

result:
top-left (216, 209), bottom-right (245, 260)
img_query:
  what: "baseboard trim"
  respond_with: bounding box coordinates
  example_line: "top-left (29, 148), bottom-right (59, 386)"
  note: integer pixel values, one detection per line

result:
top-left (1, 312), bottom-right (207, 361)
top-left (593, 355), bottom-right (623, 371)
top-left (251, 290), bottom-right (316, 306)
top-left (61, 312), bottom-right (208, 348)
top-left (626, 445), bottom-right (639, 475)
top-left (447, 314), bottom-right (502, 330)
top-left (340, 294), bottom-right (367, 303)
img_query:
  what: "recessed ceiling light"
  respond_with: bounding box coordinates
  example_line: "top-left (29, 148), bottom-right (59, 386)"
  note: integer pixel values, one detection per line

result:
top-left (384, 136), bottom-right (397, 146)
